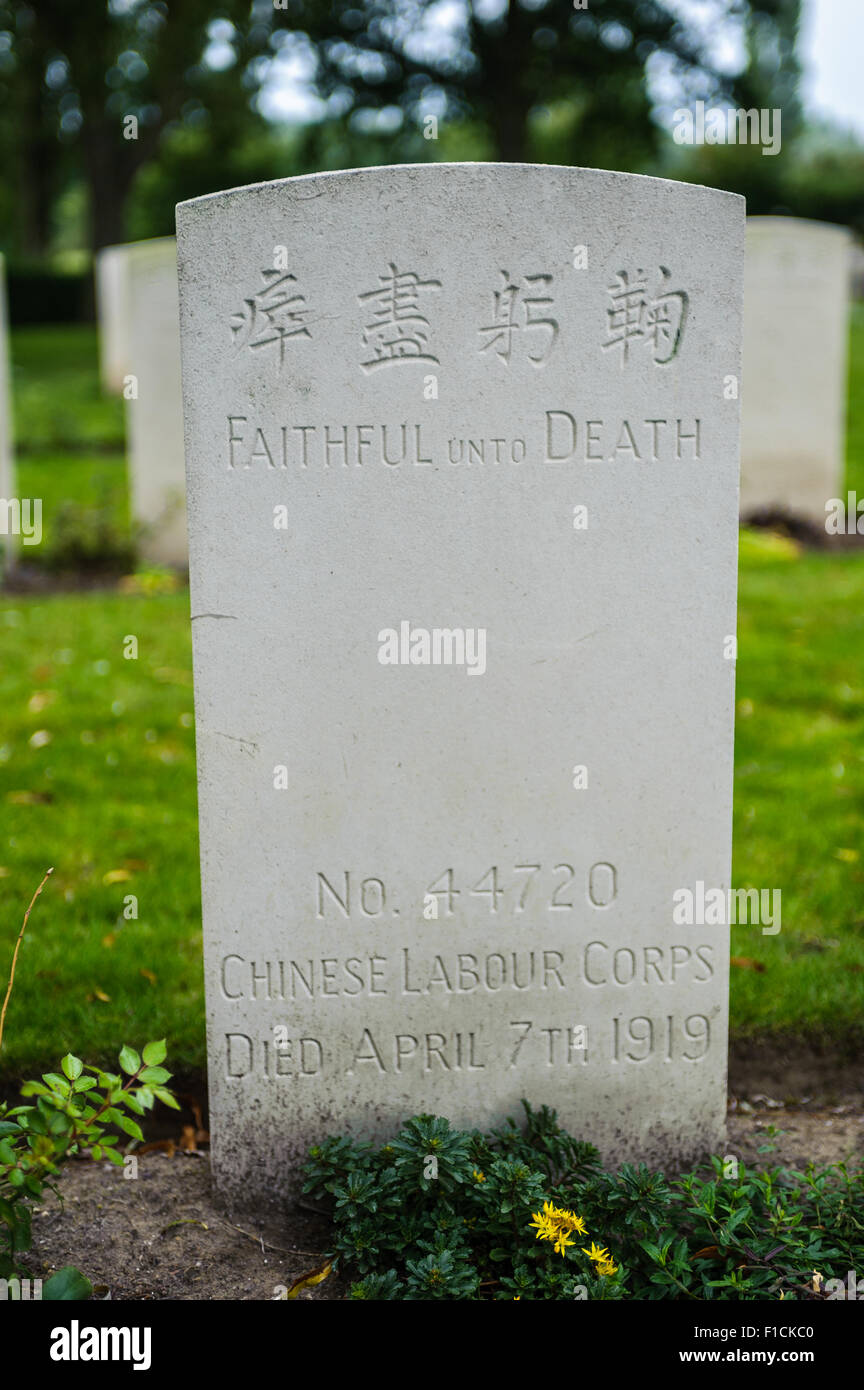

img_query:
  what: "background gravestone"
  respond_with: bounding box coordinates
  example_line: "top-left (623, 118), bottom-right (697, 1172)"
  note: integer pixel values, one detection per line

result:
top-left (740, 217), bottom-right (851, 525)
top-left (176, 163), bottom-right (744, 1209)
top-left (96, 244), bottom-right (133, 397)
top-left (0, 253), bottom-right (15, 576)
top-left (124, 237), bottom-right (187, 567)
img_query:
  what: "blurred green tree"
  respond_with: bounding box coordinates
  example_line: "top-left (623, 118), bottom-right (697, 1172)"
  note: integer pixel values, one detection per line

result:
top-left (276, 0), bottom-right (803, 170)
top-left (0, 0), bottom-right (273, 255)
top-left (0, 0), bottom-right (836, 259)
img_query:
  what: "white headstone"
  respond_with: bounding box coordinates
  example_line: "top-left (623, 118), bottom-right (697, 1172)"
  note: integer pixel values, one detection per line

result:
top-left (176, 164), bottom-right (744, 1208)
top-left (0, 254), bottom-right (16, 575)
top-left (96, 244), bottom-right (133, 396)
top-left (740, 217), bottom-right (851, 524)
top-left (124, 237), bottom-right (187, 567)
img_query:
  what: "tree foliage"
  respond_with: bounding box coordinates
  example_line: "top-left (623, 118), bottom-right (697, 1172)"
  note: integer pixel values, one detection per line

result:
top-left (0, 0), bottom-right (822, 258)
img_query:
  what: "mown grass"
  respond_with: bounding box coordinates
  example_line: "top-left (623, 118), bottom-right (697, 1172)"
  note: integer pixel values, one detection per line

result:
top-left (11, 326), bottom-right (124, 455)
top-left (846, 303), bottom-right (864, 498)
top-left (0, 592), bottom-right (203, 1075)
top-left (731, 531), bottom-right (864, 1040)
top-left (8, 327), bottom-right (129, 569)
top-left (0, 310), bottom-right (862, 1074)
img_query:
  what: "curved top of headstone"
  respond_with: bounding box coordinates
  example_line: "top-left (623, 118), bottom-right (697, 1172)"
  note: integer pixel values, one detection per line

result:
top-left (177, 161), bottom-right (744, 217)
top-left (746, 214), bottom-right (852, 244)
top-left (99, 233), bottom-right (177, 258)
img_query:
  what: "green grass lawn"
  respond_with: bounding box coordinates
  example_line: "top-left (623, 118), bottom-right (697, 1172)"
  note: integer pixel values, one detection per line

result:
top-left (846, 304), bottom-right (864, 498)
top-left (731, 532), bottom-right (864, 1040)
top-left (11, 326), bottom-right (124, 455)
top-left (7, 326), bottom-right (129, 570)
top-left (0, 316), bottom-right (862, 1075)
top-left (0, 592), bottom-right (203, 1075)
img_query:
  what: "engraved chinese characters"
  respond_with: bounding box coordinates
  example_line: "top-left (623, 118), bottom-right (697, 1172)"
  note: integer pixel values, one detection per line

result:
top-left (359, 264), bottom-right (442, 370)
top-left (176, 165), bottom-right (744, 1210)
top-left (224, 260), bottom-right (686, 380)
top-left (478, 271), bottom-right (557, 366)
top-left (231, 267), bottom-right (312, 366)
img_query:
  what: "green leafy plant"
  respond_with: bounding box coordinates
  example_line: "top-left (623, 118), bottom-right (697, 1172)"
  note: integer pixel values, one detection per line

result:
top-left (0, 1038), bottom-right (179, 1290)
top-left (0, 871), bottom-right (179, 1297)
top-left (304, 1101), bottom-right (864, 1301)
top-left (304, 1102), bottom-right (622, 1301)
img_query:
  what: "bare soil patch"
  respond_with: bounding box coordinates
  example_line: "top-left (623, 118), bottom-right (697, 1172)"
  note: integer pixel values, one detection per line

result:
top-left (25, 1152), bottom-right (345, 1301)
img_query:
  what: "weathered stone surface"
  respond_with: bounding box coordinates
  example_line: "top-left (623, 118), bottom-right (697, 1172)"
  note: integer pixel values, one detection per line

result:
top-left (176, 164), bottom-right (744, 1206)
top-left (741, 217), bottom-right (851, 524)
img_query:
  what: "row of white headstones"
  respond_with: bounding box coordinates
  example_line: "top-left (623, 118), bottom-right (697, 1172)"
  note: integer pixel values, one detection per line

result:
top-left (0, 215), bottom-right (854, 571)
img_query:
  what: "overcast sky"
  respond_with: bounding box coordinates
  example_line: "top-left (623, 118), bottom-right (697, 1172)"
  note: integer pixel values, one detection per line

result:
top-left (669, 0), bottom-right (864, 137)
top-left (801, 0), bottom-right (864, 137)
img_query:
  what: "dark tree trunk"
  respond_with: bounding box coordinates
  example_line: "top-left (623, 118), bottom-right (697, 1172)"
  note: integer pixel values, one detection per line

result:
top-left (83, 134), bottom-right (138, 253)
top-left (470, 0), bottom-right (532, 163)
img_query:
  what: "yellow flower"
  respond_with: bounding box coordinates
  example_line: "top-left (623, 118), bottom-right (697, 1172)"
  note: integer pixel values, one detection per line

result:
top-left (473, 1169), bottom-right (486, 1183)
top-left (529, 1210), bottom-right (558, 1242)
top-left (582, 1242), bottom-right (612, 1264)
top-left (529, 1201), bottom-right (588, 1252)
top-left (556, 1210), bottom-right (587, 1236)
top-left (596, 1259), bottom-right (619, 1277)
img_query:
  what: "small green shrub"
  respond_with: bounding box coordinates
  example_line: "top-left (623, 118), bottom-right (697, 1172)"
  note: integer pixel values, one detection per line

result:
top-left (303, 1101), bottom-right (864, 1301)
top-left (0, 871), bottom-right (178, 1298)
top-left (0, 1041), bottom-right (179, 1294)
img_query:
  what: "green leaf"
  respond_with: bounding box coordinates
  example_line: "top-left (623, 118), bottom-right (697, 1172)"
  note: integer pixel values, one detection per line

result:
top-left (61, 1054), bottom-right (83, 1082)
top-left (118, 1046), bottom-right (141, 1076)
top-left (19, 1083), bottom-right (49, 1098)
top-left (72, 1077), bottom-right (98, 1093)
top-left (42, 1266), bottom-right (93, 1301)
top-left (152, 1086), bottom-right (180, 1110)
top-left (142, 1039), bottom-right (167, 1066)
top-left (139, 1067), bottom-right (171, 1085)
top-left (117, 1115), bottom-right (144, 1143)
top-left (41, 1074), bottom-right (70, 1096)
top-left (102, 1147), bottom-right (125, 1167)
